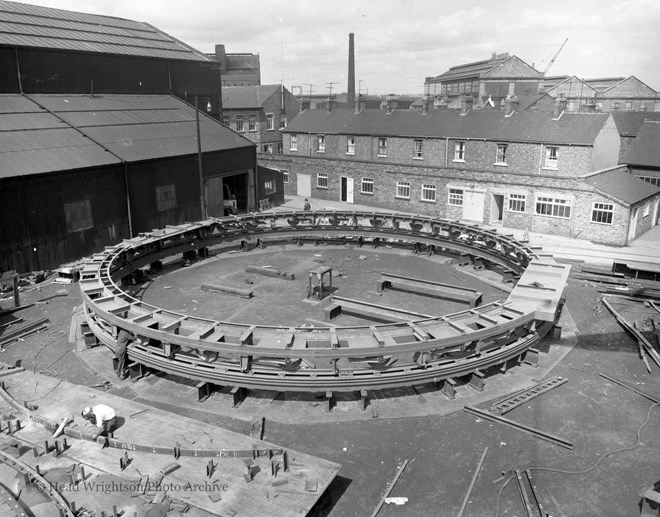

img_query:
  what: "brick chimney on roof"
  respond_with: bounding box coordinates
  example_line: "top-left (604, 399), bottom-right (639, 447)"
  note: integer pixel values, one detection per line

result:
top-left (505, 96), bottom-right (519, 117)
top-left (460, 95), bottom-right (474, 116)
top-left (553, 97), bottom-right (568, 119)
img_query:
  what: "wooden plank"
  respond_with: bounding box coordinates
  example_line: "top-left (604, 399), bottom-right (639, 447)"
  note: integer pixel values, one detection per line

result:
top-left (457, 447), bottom-right (489, 517)
top-left (370, 459), bottom-right (409, 517)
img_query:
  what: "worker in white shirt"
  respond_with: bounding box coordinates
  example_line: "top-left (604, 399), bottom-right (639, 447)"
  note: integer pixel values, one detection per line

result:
top-left (81, 404), bottom-right (117, 436)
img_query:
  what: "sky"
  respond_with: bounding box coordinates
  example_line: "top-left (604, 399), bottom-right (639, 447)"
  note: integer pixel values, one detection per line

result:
top-left (22, 0), bottom-right (660, 96)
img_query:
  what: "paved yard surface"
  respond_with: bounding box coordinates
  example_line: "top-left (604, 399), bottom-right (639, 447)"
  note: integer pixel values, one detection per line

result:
top-left (1, 241), bottom-right (659, 517)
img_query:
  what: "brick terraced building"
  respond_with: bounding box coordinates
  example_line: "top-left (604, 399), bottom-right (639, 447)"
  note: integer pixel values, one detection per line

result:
top-left (259, 103), bottom-right (660, 245)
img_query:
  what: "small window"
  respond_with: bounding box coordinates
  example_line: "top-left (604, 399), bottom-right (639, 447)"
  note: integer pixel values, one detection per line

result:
top-left (643, 201), bottom-right (651, 217)
top-left (396, 181), bottom-right (410, 199)
top-left (290, 134), bottom-right (298, 151)
top-left (535, 196), bottom-right (571, 219)
top-left (317, 173), bottom-right (328, 189)
top-left (507, 193), bottom-right (526, 213)
top-left (591, 202), bottom-right (613, 224)
top-left (264, 180), bottom-right (276, 194)
top-left (282, 169), bottom-right (289, 183)
top-left (263, 144), bottom-right (273, 154)
top-left (544, 146), bottom-right (558, 169)
top-left (280, 115), bottom-right (287, 128)
top-left (317, 135), bottom-right (326, 153)
top-left (421, 184), bottom-right (436, 202)
top-left (448, 188), bottom-right (464, 206)
top-left (221, 115), bottom-right (230, 126)
top-left (235, 115), bottom-right (244, 132)
top-left (454, 141), bottom-right (466, 161)
top-left (361, 178), bottom-right (374, 194)
top-left (248, 115), bottom-right (256, 131)
top-left (64, 199), bottom-right (93, 232)
top-left (266, 113), bottom-right (274, 131)
top-left (277, 143), bottom-right (283, 154)
top-left (413, 139), bottom-right (423, 159)
top-left (347, 136), bottom-right (355, 155)
top-left (378, 138), bottom-right (387, 157)
top-left (156, 184), bottom-right (177, 212)
top-left (625, 100), bottom-right (633, 111)
top-left (496, 144), bottom-right (508, 165)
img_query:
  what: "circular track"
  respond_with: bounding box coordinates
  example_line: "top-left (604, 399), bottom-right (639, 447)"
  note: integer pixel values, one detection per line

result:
top-left (80, 210), bottom-right (560, 393)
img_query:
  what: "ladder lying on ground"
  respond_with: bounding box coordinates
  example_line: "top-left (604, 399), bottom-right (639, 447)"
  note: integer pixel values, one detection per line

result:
top-left (489, 376), bottom-right (567, 415)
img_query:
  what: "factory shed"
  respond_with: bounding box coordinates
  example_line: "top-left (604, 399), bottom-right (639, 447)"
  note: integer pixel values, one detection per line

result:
top-left (0, 93), bottom-right (256, 273)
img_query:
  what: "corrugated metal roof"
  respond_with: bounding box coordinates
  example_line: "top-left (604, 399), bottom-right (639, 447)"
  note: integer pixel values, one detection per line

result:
top-left (222, 85), bottom-right (281, 109)
top-left (0, 0), bottom-right (213, 62)
top-left (622, 121), bottom-right (660, 168)
top-left (283, 108), bottom-right (611, 145)
top-left (585, 167), bottom-right (660, 205)
top-left (429, 57), bottom-right (505, 82)
top-left (0, 93), bottom-right (253, 178)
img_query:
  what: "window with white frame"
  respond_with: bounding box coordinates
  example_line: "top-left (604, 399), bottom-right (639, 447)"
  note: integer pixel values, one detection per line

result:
top-left (347, 136), bottom-right (355, 155)
top-left (643, 200), bottom-right (651, 217)
top-left (248, 115), bottom-right (256, 131)
top-left (421, 184), bottom-right (436, 202)
top-left (281, 170), bottom-right (289, 183)
top-left (496, 144), bottom-right (508, 165)
top-left (266, 113), bottom-right (274, 130)
top-left (264, 180), bottom-right (276, 194)
top-left (454, 141), bottom-right (466, 161)
top-left (535, 196), bottom-right (571, 218)
top-left (64, 199), bottom-right (93, 232)
top-left (544, 146), bottom-right (558, 168)
top-left (413, 139), bottom-right (423, 159)
top-left (317, 173), bottom-right (328, 189)
top-left (263, 144), bottom-right (273, 154)
top-left (235, 115), bottom-right (244, 132)
top-left (156, 184), bottom-right (177, 212)
top-left (448, 188), bottom-right (464, 206)
top-left (378, 138), bottom-right (387, 157)
top-left (507, 193), bottom-right (526, 213)
top-left (221, 115), bottom-right (230, 126)
top-left (396, 181), bottom-right (411, 199)
top-left (361, 178), bottom-right (374, 194)
top-left (591, 202), bottom-right (613, 224)
top-left (290, 134), bottom-right (298, 151)
top-left (317, 135), bottom-right (325, 152)
top-left (280, 115), bottom-right (287, 128)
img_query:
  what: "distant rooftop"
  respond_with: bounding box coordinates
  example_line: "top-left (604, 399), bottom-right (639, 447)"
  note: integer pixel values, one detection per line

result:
top-left (0, 0), bottom-right (214, 62)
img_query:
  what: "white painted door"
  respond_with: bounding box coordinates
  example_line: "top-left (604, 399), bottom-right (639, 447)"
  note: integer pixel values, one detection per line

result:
top-left (346, 177), bottom-right (354, 204)
top-left (297, 173), bottom-right (311, 197)
top-left (463, 190), bottom-right (485, 222)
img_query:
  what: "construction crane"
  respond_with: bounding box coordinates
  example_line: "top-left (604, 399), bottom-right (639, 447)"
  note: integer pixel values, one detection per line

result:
top-left (543, 38), bottom-right (568, 74)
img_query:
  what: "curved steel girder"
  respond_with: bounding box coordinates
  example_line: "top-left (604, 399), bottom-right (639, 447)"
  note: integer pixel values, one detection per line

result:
top-left (88, 316), bottom-right (547, 393)
top-left (82, 211), bottom-right (552, 393)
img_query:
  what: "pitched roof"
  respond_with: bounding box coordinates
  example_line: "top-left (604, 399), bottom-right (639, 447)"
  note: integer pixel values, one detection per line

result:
top-left (0, 0), bottom-right (213, 62)
top-left (612, 112), bottom-right (660, 137)
top-left (284, 108), bottom-right (611, 145)
top-left (222, 85), bottom-right (281, 109)
top-left (622, 121), bottom-right (660, 168)
top-left (0, 93), bottom-right (252, 178)
top-left (428, 54), bottom-right (510, 82)
top-left (584, 166), bottom-right (660, 205)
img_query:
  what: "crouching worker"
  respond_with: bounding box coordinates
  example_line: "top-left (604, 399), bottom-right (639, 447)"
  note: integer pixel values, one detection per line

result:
top-left (82, 404), bottom-right (117, 437)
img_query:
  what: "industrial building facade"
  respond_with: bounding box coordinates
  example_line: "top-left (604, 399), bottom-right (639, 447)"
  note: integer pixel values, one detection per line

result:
top-left (0, 1), bottom-right (262, 272)
top-left (260, 105), bottom-right (660, 246)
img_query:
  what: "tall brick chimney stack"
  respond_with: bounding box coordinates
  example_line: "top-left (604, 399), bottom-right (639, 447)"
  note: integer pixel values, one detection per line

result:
top-left (347, 33), bottom-right (355, 106)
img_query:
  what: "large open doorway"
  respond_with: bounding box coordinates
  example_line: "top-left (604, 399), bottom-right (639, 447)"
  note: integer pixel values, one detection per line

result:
top-left (491, 194), bottom-right (504, 224)
top-left (206, 172), bottom-right (248, 217)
